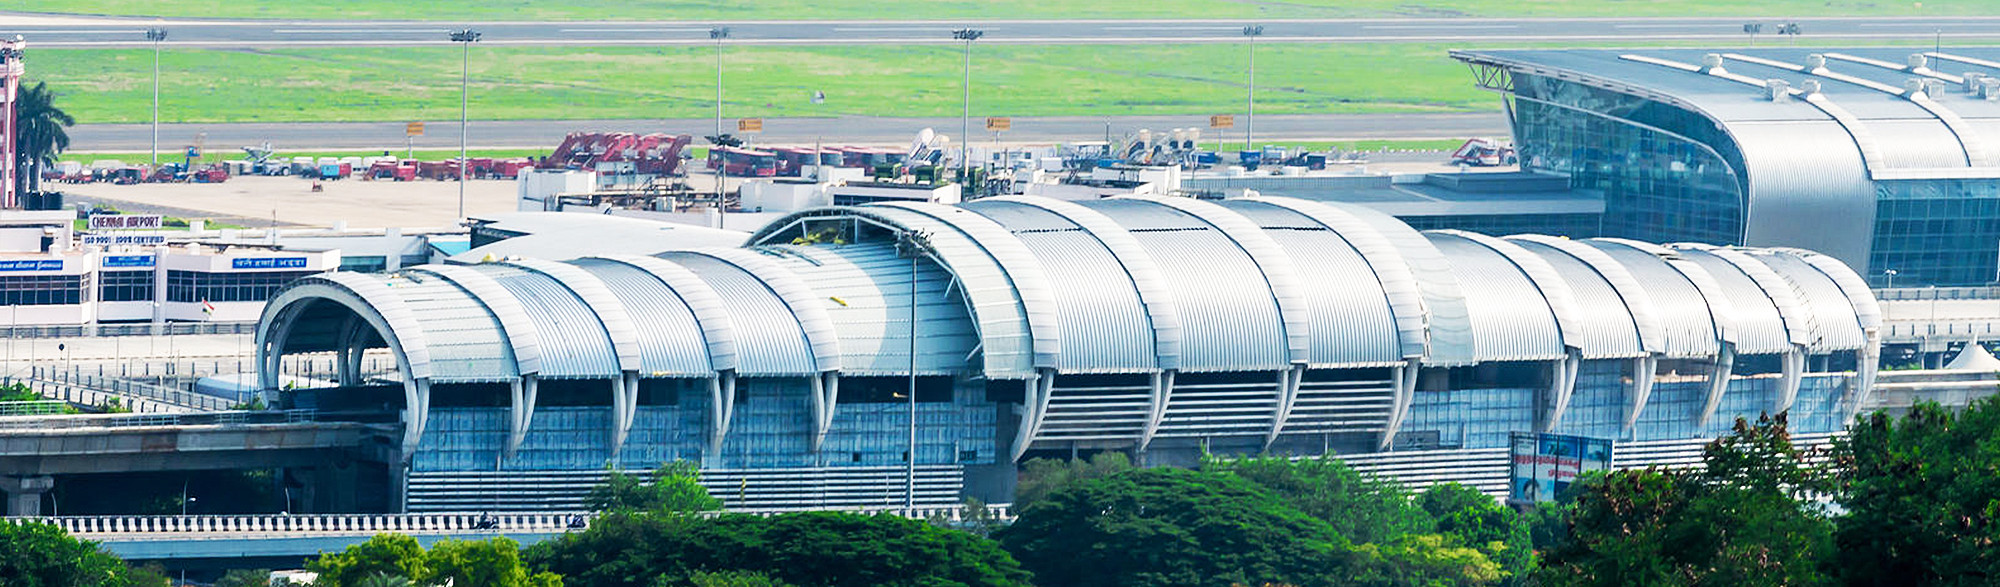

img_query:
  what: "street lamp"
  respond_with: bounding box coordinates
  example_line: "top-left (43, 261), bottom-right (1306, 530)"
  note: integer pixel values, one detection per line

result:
top-left (896, 228), bottom-right (932, 510)
top-left (1884, 268), bottom-right (1899, 289)
top-left (449, 29), bottom-right (481, 221)
top-left (145, 28), bottom-right (167, 166)
top-left (952, 29), bottom-right (984, 183)
top-left (710, 27), bottom-right (731, 220)
top-left (711, 27), bottom-right (730, 145)
top-left (1242, 25), bottom-right (1263, 152)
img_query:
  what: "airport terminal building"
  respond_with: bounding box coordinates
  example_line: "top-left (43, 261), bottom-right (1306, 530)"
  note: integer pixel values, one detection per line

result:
top-left (1454, 47), bottom-right (2000, 288)
top-left (254, 196), bottom-right (1881, 510)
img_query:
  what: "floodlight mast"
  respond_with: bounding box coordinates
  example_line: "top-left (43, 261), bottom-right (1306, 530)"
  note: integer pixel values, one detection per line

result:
top-left (146, 28), bottom-right (167, 166)
top-left (450, 29), bottom-right (481, 221)
top-left (953, 29), bottom-right (984, 186)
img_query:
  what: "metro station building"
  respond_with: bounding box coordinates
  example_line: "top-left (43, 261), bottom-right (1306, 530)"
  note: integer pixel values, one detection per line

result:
top-left (1455, 47), bottom-right (2000, 288)
top-left (256, 196), bottom-right (1882, 511)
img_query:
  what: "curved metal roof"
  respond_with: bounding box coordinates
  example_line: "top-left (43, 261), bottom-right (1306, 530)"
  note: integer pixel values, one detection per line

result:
top-left (1313, 201), bottom-right (1476, 366)
top-left (406, 264), bottom-right (541, 377)
top-left (1217, 198), bottom-right (1407, 367)
top-left (763, 242), bottom-right (978, 375)
top-left (1425, 233), bottom-right (1566, 362)
top-left (1081, 198), bottom-right (1290, 372)
top-left (504, 259), bottom-right (644, 374)
top-left (1579, 239), bottom-right (1723, 358)
top-left (565, 258), bottom-right (717, 378)
top-left (1739, 250), bottom-right (1869, 352)
top-left (1668, 247), bottom-right (1792, 354)
top-left (583, 255), bottom-right (741, 374)
top-left (656, 250), bottom-right (825, 376)
top-left (1510, 236), bottom-right (1665, 357)
top-left (1775, 247), bottom-right (1883, 332)
top-left (483, 265), bottom-right (621, 378)
top-left (960, 198), bottom-right (1170, 373)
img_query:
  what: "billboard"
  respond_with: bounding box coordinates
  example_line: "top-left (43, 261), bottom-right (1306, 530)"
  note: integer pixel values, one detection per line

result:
top-left (231, 257), bottom-right (308, 269)
top-left (1509, 432), bottom-right (1612, 504)
top-left (87, 215), bottom-right (164, 230)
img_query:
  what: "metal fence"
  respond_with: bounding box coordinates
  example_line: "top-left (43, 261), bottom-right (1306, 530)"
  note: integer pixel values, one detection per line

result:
top-left (3, 505), bottom-right (1015, 538)
top-left (1875, 286), bottom-right (2000, 301)
top-left (19, 365), bottom-right (239, 412)
top-left (0, 409), bottom-right (315, 431)
top-left (0, 322), bottom-right (258, 339)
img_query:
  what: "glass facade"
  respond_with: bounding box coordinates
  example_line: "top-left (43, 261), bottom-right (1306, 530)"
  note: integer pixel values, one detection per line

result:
top-left (1399, 213), bottom-right (1602, 238)
top-left (1512, 74), bottom-right (1747, 247)
top-left (98, 270), bottom-right (154, 302)
top-left (166, 270), bottom-right (317, 303)
top-left (1872, 180), bottom-right (2000, 287)
top-left (0, 274), bottom-right (84, 306)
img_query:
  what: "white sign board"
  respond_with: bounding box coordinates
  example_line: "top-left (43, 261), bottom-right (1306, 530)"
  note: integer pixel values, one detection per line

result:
top-left (82, 235), bottom-right (168, 246)
top-left (87, 215), bottom-right (164, 231)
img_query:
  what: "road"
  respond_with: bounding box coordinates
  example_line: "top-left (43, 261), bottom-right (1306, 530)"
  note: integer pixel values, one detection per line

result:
top-left (4, 14), bottom-right (2000, 48)
top-left (65, 113), bottom-right (1511, 152)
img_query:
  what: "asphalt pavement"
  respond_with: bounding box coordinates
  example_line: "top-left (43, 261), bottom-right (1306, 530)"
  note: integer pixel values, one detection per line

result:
top-left (67, 112), bottom-right (1512, 153)
top-left (4, 14), bottom-right (1999, 48)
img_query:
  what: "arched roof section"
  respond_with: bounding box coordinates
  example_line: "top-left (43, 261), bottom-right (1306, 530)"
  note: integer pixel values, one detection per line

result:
top-left (1120, 196), bottom-right (1312, 366)
top-left (583, 255), bottom-right (740, 374)
top-left (1509, 235), bottom-right (1664, 357)
top-left (1738, 249), bottom-right (1869, 352)
top-left (1424, 232), bottom-right (1566, 362)
top-left (1665, 246), bottom-right (1793, 354)
top-left (1071, 197), bottom-right (1285, 371)
top-left (963, 196), bottom-right (1181, 373)
top-left (406, 264), bottom-right (541, 376)
top-left (763, 242), bottom-right (979, 375)
top-left (1578, 239), bottom-right (1723, 357)
top-left (482, 264), bottom-right (620, 378)
top-left (1227, 197), bottom-right (1420, 365)
top-left (1772, 247), bottom-right (1883, 331)
top-left (258, 272), bottom-right (435, 382)
top-left (658, 249), bottom-right (838, 374)
top-left (1677, 245), bottom-right (1820, 353)
top-left (503, 259), bottom-right (644, 374)
top-left (565, 258), bottom-right (718, 377)
top-left (864, 202), bottom-right (1060, 378)
top-left (1311, 201), bottom-right (1476, 366)
top-left (1435, 231), bottom-right (1594, 355)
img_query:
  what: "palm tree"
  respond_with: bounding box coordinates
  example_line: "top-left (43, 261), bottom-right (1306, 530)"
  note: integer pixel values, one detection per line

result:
top-left (14, 81), bottom-right (73, 197)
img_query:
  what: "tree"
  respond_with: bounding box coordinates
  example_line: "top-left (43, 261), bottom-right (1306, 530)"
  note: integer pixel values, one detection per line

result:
top-left (1537, 415), bottom-right (1834, 586)
top-left (427, 537), bottom-right (563, 587)
top-left (305, 534), bottom-right (430, 587)
top-left (1835, 397), bottom-right (2000, 585)
top-left (0, 520), bottom-right (136, 587)
top-left (215, 569), bottom-right (274, 587)
top-left (998, 467), bottom-right (1365, 587)
top-left (528, 511), bottom-right (1030, 587)
top-left (1208, 456), bottom-right (1433, 545)
top-left (351, 574), bottom-right (413, 587)
top-left (686, 570), bottom-right (791, 587)
top-left (1351, 534), bottom-right (1503, 587)
top-left (13, 81), bottom-right (73, 195)
top-left (1013, 451), bottom-right (1132, 508)
top-left (584, 461), bottom-right (720, 514)
top-left (1417, 483), bottom-right (1532, 584)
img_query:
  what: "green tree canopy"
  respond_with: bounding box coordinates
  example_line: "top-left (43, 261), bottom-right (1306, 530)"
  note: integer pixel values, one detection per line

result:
top-left (429, 537), bottom-right (562, 587)
top-left (13, 80), bottom-right (73, 194)
top-left (528, 511), bottom-right (1029, 587)
top-left (585, 461), bottom-right (721, 514)
top-left (307, 533), bottom-right (559, 587)
top-left (1836, 396), bottom-right (2000, 585)
top-left (0, 521), bottom-right (136, 587)
top-left (1207, 456), bottom-right (1433, 545)
top-left (306, 534), bottom-right (431, 587)
top-left (1417, 483), bottom-right (1533, 584)
top-left (1013, 452), bottom-right (1133, 508)
top-left (1537, 415), bottom-right (1835, 587)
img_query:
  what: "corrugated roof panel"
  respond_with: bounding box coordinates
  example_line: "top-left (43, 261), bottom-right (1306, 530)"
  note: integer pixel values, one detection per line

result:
top-left (1672, 248), bottom-right (1792, 354)
top-left (867, 203), bottom-right (1057, 378)
top-left (1428, 234), bottom-right (1565, 362)
top-left (567, 259), bottom-right (714, 377)
top-left (655, 252), bottom-right (818, 376)
top-left (1219, 200), bottom-right (1404, 367)
top-left (962, 200), bottom-right (1157, 373)
top-left (1582, 240), bottom-right (1721, 357)
top-left (1870, 119), bottom-right (1974, 169)
top-left (1743, 250), bottom-right (1868, 352)
top-left (1314, 202), bottom-right (1476, 366)
top-left (483, 266), bottom-right (620, 379)
top-left (386, 275), bottom-right (516, 382)
top-left (407, 265), bottom-right (542, 376)
top-left (1512, 240), bottom-right (1647, 358)
top-left (1082, 199), bottom-right (1287, 372)
top-left (766, 242), bottom-right (978, 375)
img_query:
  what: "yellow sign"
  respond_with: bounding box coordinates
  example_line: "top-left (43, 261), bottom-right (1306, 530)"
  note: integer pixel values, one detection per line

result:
top-left (405, 122), bottom-right (425, 136)
top-left (1209, 115), bottom-right (1235, 129)
top-left (985, 117), bottom-right (1011, 132)
top-left (737, 118), bottom-right (764, 132)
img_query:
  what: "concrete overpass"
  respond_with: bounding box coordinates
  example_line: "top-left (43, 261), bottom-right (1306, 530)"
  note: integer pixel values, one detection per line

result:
top-left (0, 410), bottom-right (398, 516)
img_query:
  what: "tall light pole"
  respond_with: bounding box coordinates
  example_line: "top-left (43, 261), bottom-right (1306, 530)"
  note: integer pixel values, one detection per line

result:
top-left (1884, 268), bottom-right (1899, 289)
top-left (449, 29), bottom-right (481, 221)
top-left (1242, 25), bottom-right (1263, 152)
top-left (897, 228), bottom-right (930, 510)
top-left (711, 27), bottom-right (731, 222)
top-left (146, 28), bottom-right (166, 166)
top-left (953, 29), bottom-right (983, 184)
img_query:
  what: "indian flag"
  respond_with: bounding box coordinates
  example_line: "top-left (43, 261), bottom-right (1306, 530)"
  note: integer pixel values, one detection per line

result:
top-left (201, 299), bottom-right (216, 315)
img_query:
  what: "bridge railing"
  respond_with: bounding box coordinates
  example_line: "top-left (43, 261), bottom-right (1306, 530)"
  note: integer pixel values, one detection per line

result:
top-left (0, 409), bottom-right (316, 431)
top-left (3, 505), bottom-right (1015, 537)
top-left (27, 365), bottom-right (237, 412)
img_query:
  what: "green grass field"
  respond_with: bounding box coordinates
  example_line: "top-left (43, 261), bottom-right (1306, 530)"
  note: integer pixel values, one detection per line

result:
top-left (35, 43), bottom-right (1492, 125)
top-left (14, 0), bottom-right (2000, 20)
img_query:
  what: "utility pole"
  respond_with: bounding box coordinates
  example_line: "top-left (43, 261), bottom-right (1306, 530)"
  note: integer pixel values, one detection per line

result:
top-left (449, 29), bottom-right (481, 221)
top-left (898, 229), bottom-right (930, 510)
top-left (711, 27), bottom-right (731, 225)
top-left (146, 28), bottom-right (167, 166)
top-left (953, 29), bottom-right (984, 184)
top-left (1242, 25), bottom-right (1263, 152)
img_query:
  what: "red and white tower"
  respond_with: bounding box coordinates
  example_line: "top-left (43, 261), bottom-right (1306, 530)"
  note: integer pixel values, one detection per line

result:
top-left (0, 37), bottom-right (23, 209)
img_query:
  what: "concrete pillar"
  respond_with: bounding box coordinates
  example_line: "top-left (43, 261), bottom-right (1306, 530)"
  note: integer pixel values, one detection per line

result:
top-left (2, 475), bottom-right (54, 516)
